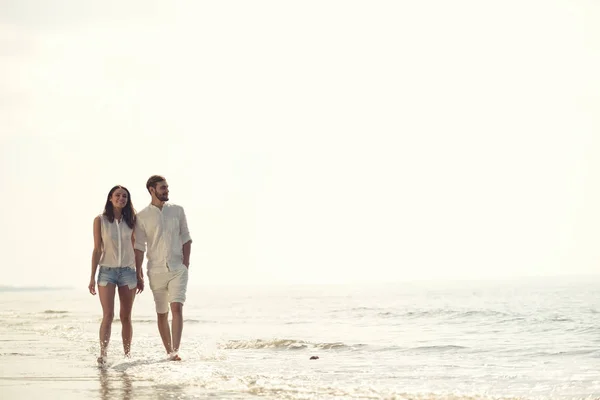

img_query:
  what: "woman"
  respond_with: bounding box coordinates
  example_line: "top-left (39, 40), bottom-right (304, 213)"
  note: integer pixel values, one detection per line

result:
top-left (88, 185), bottom-right (144, 364)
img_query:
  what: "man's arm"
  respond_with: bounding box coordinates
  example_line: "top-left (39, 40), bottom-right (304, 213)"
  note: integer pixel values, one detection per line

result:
top-left (134, 249), bottom-right (145, 294)
top-left (134, 249), bottom-right (145, 278)
top-left (133, 221), bottom-right (147, 292)
top-left (180, 207), bottom-right (192, 268)
top-left (182, 241), bottom-right (191, 268)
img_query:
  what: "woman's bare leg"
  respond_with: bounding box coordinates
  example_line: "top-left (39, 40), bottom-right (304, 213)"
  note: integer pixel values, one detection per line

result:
top-left (98, 284), bottom-right (116, 362)
top-left (118, 285), bottom-right (136, 356)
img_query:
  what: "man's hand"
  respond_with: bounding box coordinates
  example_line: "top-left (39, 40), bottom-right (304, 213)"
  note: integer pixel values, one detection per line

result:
top-left (136, 275), bottom-right (145, 294)
top-left (88, 278), bottom-right (96, 295)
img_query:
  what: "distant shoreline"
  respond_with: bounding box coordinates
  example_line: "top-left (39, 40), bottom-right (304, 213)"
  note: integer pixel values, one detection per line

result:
top-left (0, 285), bottom-right (73, 292)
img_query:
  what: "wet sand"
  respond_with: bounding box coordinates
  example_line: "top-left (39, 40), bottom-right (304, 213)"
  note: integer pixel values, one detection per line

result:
top-left (0, 332), bottom-right (170, 400)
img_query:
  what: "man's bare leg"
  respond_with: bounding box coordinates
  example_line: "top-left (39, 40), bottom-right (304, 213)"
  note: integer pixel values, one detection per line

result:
top-left (170, 302), bottom-right (183, 357)
top-left (118, 285), bottom-right (136, 357)
top-left (156, 312), bottom-right (174, 357)
top-left (98, 284), bottom-right (116, 364)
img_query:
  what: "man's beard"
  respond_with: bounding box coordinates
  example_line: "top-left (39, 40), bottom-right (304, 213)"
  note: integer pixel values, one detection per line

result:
top-left (157, 193), bottom-right (169, 202)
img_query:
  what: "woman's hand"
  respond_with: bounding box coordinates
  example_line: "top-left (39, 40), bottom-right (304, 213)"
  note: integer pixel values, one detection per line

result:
top-left (88, 278), bottom-right (97, 295)
top-left (136, 276), bottom-right (144, 294)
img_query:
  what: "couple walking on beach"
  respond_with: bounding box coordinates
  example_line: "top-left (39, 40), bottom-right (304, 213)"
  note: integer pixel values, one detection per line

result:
top-left (88, 175), bottom-right (192, 364)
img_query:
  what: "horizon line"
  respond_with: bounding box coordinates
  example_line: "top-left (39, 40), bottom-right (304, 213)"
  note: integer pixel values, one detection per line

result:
top-left (2, 273), bottom-right (600, 290)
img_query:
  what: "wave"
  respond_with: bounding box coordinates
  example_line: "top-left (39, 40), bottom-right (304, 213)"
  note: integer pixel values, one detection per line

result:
top-left (43, 310), bottom-right (69, 314)
top-left (111, 318), bottom-right (213, 324)
top-left (112, 319), bottom-right (157, 324)
top-left (458, 310), bottom-right (512, 318)
top-left (566, 325), bottom-right (600, 334)
top-left (330, 306), bottom-right (382, 313)
top-left (406, 309), bottom-right (513, 320)
top-left (335, 308), bottom-right (581, 327)
top-left (373, 345), bottom-right (470, 353)
top-left (548, 316), bottom-right (573, 322)
top-left (221, 339), bottom-right (362, 351)
top-left (496, 317), bottom-right (527, 324)
top-left (408, 345), bottom-right (469, 352)
top-left (335, 307), bottom-right (518, 320)
top-left (527, 349), bottom-right (599, 357)
top-left (223, 339), bottom-right (309, 350)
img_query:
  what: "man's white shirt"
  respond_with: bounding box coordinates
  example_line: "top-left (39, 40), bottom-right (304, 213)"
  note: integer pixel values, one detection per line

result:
top-left (134, 203), bottom-right (192, 271)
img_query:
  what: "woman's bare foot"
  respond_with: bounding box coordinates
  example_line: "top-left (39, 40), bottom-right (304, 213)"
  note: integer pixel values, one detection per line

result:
top-left (97, 356), bottom-right (107, 366)
top-left (168, 352), bottom-right (181, 361)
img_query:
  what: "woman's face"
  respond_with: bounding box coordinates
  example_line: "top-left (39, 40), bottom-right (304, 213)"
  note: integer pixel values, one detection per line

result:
top-left (110, 188), bottom-right (129, 210)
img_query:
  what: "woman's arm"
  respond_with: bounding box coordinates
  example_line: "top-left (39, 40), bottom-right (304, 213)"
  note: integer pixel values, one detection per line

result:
top-left (89, 216), bottom-right (102, 295)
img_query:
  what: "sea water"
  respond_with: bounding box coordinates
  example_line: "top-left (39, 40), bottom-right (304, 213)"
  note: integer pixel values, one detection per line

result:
top-left (1, 277), bottom-right (599, 399)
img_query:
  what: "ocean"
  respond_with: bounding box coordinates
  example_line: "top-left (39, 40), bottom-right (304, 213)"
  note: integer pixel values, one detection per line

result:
top-left (1, 277), bottom-right (599, 399)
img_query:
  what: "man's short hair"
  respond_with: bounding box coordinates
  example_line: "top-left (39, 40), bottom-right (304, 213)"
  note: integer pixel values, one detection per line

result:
top-left (146, 175), bottom-right (166, 193)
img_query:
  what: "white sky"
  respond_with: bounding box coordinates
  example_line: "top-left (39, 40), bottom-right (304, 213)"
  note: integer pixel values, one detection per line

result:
top-left (1, 0), bottom-right (599, 287)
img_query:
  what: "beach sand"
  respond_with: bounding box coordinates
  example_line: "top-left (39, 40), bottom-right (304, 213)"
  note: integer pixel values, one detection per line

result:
top-left (0, 331), bottom-right (171, 400)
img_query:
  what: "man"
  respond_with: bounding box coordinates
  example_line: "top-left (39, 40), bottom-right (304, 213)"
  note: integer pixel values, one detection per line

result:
top-left (134, 175), bottom-right (192, 361)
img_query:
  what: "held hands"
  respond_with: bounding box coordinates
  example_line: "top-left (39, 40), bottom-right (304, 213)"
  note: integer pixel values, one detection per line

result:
top-left (88, 278), bottom-right (96, 295)
top-left (136, 275), bottom-right (145, 294)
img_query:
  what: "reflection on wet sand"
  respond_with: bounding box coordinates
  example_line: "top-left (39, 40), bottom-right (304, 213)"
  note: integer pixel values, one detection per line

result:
top-left (99, 369), bottom-right (132, 400)
top-left (97, 362), bottom-right (189, 400)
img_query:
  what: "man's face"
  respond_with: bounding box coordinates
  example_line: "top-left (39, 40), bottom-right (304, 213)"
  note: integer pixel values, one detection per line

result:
top-left (153, 180), bottom-right (169, 202)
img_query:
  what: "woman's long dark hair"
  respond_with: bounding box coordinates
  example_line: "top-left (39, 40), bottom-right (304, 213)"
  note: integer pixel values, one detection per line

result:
top-left (103, 185), bottom-right (136, 229)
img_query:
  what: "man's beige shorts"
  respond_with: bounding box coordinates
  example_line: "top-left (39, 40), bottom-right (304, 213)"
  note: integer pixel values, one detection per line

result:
top-left (148, 267), bottom-right (189, 314)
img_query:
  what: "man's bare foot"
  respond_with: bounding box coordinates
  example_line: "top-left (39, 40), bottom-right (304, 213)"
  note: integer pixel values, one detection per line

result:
top-left (168, 352), bottom-right (181, 361)
top-left (97, 356), bottom-right (107, 366)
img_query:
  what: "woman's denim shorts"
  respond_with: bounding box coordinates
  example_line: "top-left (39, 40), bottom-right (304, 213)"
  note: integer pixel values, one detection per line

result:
top-left (98, 266), bottom-right (137, 289)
